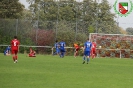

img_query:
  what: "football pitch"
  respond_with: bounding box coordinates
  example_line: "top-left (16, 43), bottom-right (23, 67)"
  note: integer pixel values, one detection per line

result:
top-left (0, 53), bottom-right (133, 88)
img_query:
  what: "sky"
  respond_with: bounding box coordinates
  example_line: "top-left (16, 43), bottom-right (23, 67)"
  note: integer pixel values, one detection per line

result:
top-left (19, 0), bottom-right (133, 30)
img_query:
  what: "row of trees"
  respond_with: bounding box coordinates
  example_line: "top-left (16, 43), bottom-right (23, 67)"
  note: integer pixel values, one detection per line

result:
top-left (0, 0), bottom-right (133, 53)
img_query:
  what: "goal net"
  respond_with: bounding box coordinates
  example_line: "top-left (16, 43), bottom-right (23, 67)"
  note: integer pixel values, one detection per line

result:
top-left (90, 33), bottom-right (133, 58)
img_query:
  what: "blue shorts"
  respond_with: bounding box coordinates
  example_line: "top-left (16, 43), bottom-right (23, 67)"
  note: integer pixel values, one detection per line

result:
top-left (4, 50), bottom-right (7, 55)
top-left (84, 51), bottom-right (91, 56)
top-left (4, 52), bottom-right (6, 55)
top-left (60, 48), bottom-right (65, 52)
top-left (56, 49), bottom-right (60, 53)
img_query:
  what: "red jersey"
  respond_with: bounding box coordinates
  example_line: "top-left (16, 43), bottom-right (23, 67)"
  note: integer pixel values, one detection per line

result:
top-left (92, 42), bottom-right (96, 49)
top-left (74, 44), bottom-right (80, 49)
top-left (29, 48), bottom-right (35, 54)
top-left (11, 39), bottom-right (20, 50)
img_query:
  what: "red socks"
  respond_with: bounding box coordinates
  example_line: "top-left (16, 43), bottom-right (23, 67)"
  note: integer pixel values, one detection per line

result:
top-left (13, 56), bottom-right (17, 61)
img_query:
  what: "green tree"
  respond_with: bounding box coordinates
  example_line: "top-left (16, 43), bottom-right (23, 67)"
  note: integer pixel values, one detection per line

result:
top-left (0, 0), bottom-right (24, 19)
top-left (126, 27), bottom-right (133, 35)
top-left (97, 0), bottom-right (117, 33)
top-left (26, 0), bottom-right (121, 45)
top-left (88, 25), bottom-right (95, 33)
top-left (21, 9), bottom-right (33, 20)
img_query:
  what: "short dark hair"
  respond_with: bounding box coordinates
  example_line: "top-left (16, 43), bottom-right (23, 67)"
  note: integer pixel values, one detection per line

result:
top-left (87, 38), bottom-right (89, 41)
top-left (14, 36), bottom-right (17, 39)
top-left (55, 40), bottom-right (58, 42)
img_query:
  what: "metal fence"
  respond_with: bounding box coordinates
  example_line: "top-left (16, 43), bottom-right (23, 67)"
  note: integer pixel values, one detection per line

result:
top-left (0, 19), bottom-right (133, 56)
top-left (0, 19), bottom-right (133, 45)
top-left (0, 19), bottom-right (94, 45)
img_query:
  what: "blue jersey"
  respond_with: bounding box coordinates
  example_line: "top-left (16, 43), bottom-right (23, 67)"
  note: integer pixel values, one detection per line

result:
top-left (84, 41), bottom-right (92, 51)
top-left (6, 46), bottom-right (10, 51)
top-left (4, 46), bottom-right (10, 55)
top-left (59, 41), bottom-right (66, 50)
top-left (54, 43), bottom-right (59, 49)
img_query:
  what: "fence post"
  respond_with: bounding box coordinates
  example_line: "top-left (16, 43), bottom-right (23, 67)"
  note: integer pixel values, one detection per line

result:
top-left (120, 49), bottom-right (121, 58)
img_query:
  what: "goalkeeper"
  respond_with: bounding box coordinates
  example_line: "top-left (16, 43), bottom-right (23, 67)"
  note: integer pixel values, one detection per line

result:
top-left (74, 43), bottom-right (81, 58)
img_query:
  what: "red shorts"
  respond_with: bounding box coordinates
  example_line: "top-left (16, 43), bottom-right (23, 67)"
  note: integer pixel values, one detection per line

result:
top-left (91, 49), bottom-right (96, 55)
top-left (75, 48), bottom-right (80, 52)
top-left (29, 53), bottom-right (36, 57)
top-left (11, 49), bottom-right (18, 55)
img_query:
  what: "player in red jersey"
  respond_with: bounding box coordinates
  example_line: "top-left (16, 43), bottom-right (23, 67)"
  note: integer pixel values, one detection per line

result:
top-left (28, 47), bottom-right (36, 57)
top-left (74, 43), bottom-right (81, 58)
top-left (11, 36), bottom-right (20, 63)
top-left (91, 40), bottom-right (97, 59)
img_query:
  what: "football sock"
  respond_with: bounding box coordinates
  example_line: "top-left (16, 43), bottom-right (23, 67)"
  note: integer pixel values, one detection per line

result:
top-left (15, 56), bottom-right (18, 60)
top-left (59, 53), bottom-right (61, 57)
top-left (53, 52), bottom-right (57, 55)
top-left (87, 58), bottom-right (90, 62)
top-left (61, 53), bottom-right (63, 57)
top-left (60, 53), bottom-right (63, 58)
top-left (83, 56), bottom-right (86, 61)
top-left (61, 52), bottom-right (64, 57)
top-left (13, 56), bottom-right (15, 61)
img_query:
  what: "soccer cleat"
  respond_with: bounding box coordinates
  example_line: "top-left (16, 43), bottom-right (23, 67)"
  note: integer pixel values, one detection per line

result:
top-left (15, 60), bottom-right (18, 63)
top-left (82, 61), bottom-right (85, 64)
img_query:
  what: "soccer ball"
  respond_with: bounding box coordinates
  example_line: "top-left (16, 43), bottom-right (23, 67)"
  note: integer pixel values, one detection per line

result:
top-left (99, 46), bottom-right (102, 48)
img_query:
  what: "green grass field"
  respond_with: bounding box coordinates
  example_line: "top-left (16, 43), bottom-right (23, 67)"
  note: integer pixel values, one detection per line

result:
top-left (0, 53), bottom-right (133, 88)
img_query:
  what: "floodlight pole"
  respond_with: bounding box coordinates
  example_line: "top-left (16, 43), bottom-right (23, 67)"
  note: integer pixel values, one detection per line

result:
top-left (96, 0), bottom-right (99, 34)
top-left (95, 0), bottom-right (99, 42)
top-left (36, 3), bottom-right (40, 45)
top-left (56, 0), bottom-right (59, 41)
top-left (95, 0), bottom-right (99, 58)
top-left (75, 2), bottom-right (77, 42)
top-left (117, 15), bottom-right (121, 58)
top-left (117, 14), bottom-right (119, 34)
top-left (16, 19), bottom-right (18, 36)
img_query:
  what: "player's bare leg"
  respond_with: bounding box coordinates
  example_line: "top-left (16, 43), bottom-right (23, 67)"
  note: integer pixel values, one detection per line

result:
top-left (74, 51), bottom-right (78, 58)
top-left (92, 54), bottom-right (94, 59)
top-left (91, 51), bottom-right (95, 59)
top-left (92, 52), bottom-right (96, 59)
top-left (93, 53), bottom-right (96, 58)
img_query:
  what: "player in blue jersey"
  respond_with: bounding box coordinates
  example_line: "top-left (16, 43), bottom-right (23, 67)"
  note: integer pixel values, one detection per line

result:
top-left (52, 40), bottom-right (60, 55)
top-left (4, 46), bottom-right (11, 56)
top-left (59, 40), bottom-right (66, 58)
top-left (82, 38), bottom-right (92, 64)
